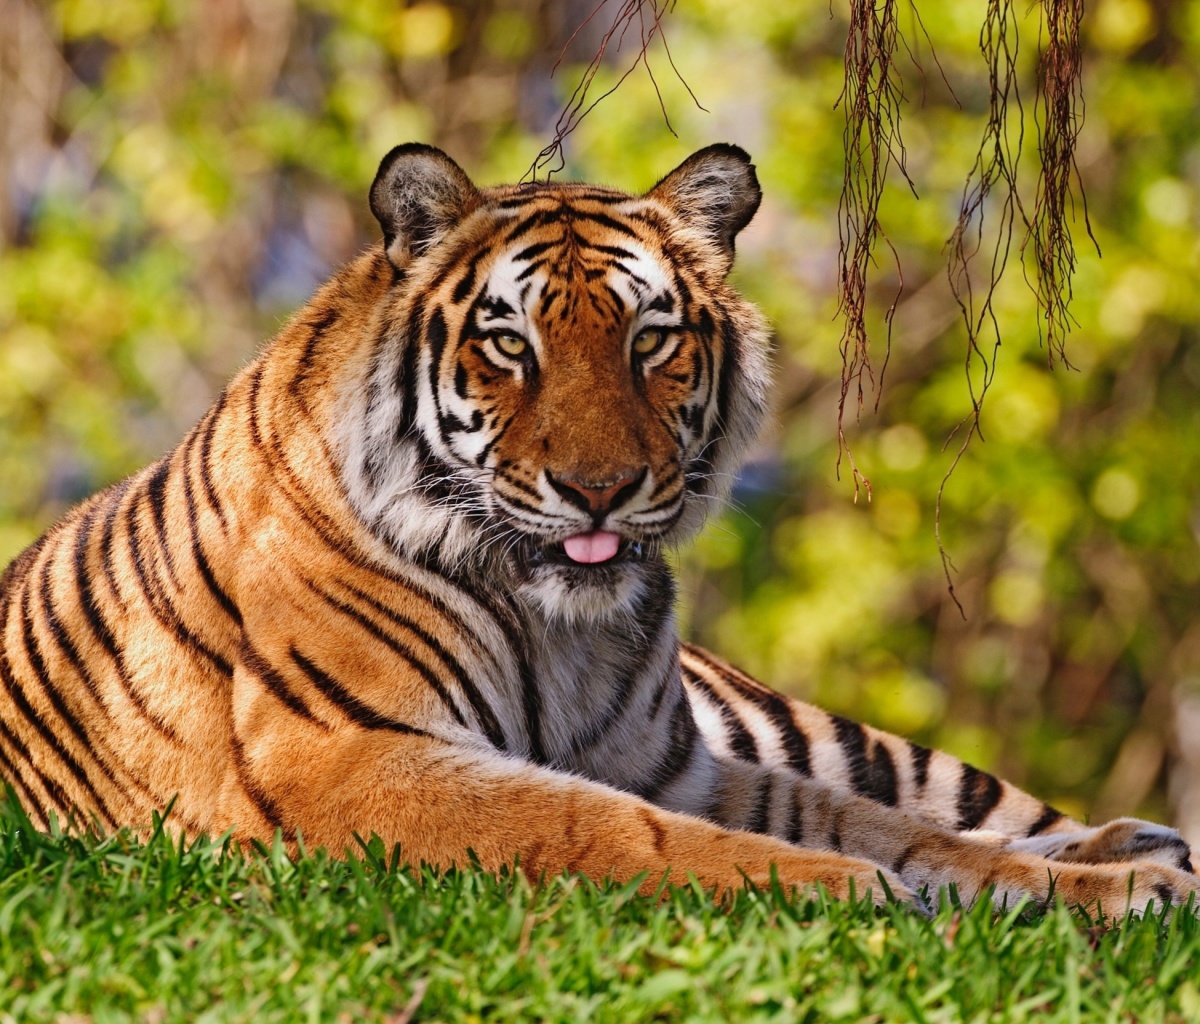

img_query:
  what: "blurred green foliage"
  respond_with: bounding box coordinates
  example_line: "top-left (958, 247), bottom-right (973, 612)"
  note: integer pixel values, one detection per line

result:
top-left (3, 0), bottom-right (1200, 830)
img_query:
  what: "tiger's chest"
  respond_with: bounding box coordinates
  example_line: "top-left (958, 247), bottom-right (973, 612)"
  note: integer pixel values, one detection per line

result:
top-left (519, 612), bottom-right (683, 791)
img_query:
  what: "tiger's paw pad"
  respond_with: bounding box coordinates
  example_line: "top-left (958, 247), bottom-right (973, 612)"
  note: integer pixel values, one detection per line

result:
top-left (1007, 819), bottom-right (1195, 873)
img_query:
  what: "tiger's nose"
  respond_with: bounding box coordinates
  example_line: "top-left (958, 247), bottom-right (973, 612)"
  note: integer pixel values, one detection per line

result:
top-left (546, 468), bottom-right (647, 518)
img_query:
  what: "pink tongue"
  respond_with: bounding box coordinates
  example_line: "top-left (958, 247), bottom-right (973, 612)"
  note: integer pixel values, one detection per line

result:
top-left (562, 530), bottom-right (621, 564)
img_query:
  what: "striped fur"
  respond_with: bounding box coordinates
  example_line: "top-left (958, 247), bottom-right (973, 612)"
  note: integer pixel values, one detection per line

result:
top-left (0, 144), bottom-right (1194, 913)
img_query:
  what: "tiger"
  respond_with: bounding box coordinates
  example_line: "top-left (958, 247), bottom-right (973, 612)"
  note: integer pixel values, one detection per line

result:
top-left (0, 142), bottom-right (1195, 914)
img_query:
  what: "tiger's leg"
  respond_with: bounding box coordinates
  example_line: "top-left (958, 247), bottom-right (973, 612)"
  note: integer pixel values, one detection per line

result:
top-left (681, 645), bottom-right (1195, 873)
top-left (223, 666), bottom-right (915, 907)
top-left (689, 749), bottom-right (1200, 914)
top-left (224, 648), bottom-right (1196, 914)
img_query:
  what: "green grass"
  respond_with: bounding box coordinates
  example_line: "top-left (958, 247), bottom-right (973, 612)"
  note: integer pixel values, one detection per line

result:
top-left (2, 803), bottom-right (1199, 1023)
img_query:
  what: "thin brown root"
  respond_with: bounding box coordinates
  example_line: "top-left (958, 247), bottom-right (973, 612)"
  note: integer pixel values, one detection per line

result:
top-left (935, 0), bottom-right (1089, 606)
top-left (525, 0), bottom-right (702, 182)
top-left (835, 0), bottom-right (915, 495)
top-left (1023, 0), bottom-right (1095, 367)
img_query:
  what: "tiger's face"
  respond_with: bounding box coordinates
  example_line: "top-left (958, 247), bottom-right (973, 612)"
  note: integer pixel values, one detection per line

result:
top-left (360, 145), bottom-right (770, 619)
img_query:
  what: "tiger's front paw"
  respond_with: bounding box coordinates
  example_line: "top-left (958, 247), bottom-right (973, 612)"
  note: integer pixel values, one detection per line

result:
top-left (1051, 860), bottom-right (1200, 915)
top-left (1006, 818), bottom-right (1195, 874)
top-left (984, 855), bottom-right (1200, 916)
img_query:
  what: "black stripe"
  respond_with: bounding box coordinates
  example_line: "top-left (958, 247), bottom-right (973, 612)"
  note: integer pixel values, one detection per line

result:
top-left (746, 773), bottom-right (773, 835)
top-left (494, 488), bottom-right (558, 522)
top-left (38, 545), bottom-right (109, 714)
top-left (98, 479), bottom-right (131, 605)
top-left (263, 426), bottom-right (360, 553)
top-left (683, 668), bottom-right (758, 762)
top-left (828, 810), bottom-right (843, 852)
top-left (72, 502), bottom-right (180, 742)
top-left (21, 573), bottom-right (125, 797)
top-left (336, 580), bottom-right (507, 750)
top-left (786, 787), bottom-right (804, 845)
top-left (289, 647), bottom-right (431, 736)
top-left (425, 309), bottom-right (449, 422)
top-left (627, 208), bottom-right (672, 233)
top-left (492, 470), bottom-right (540, 504)
top-left (371, 557), bottom-right (511, 683)
top-left (125, 489), bottom-right (234, 678)
top-left (572, 210), bottom-right (640, 239)
top-left (451, 247), bottom-right (490, 303)
top-left (35, 559), bottom-right (162, 808)
top-left (361, 342), bottom-right (391, 490)
top-left (145, 458), bottom-right (181, 589)
top-left (0, 739), bottom-right (46, 824)
top-left (0, 615), bottom-right (116, 825)
top-left (583, 242), bottom-right (636, 259)
top-left (0, 534), bottom-right (49, 607)
top-left (229, 731), bottom-right (288, 836)
top-left (892, 844), bottom-right (916, 875)
top-left (517, 657), bottom-right (544, 764)
top-left (636, 490), bottom-right (683, 517)
top-left (396, 320), bottom-right (419, 440)
top-left (305, 581), bottom-right (468, 729)
top-left (634, 691), bottom-right (699, 802)
top-left (240, 642), bottom-right (328, 728)
top-left (910, 742), bottom-right (932, 790)
top-left (499, 208), bottom-right (561, 247)
top-left (574, 189), bottom-right (628, 205)
top-left (493, 190), bottom-right (626, 210)
top-left (832, 715), bottom-right (899, 807)
top-left (684, 648), bottom-right (811, 776)
top-left (496, 471), bottom-right (542, 501)
top-left (197, 390), bottom-right (230, 531)
top-left (292, 308), bottom-right (341, 398)
top-left (956, 763), bottom-right (1004, 831)
top-left (649, 464), bottom-right (683, 502)
top-left (515, 260), bottom-right (542, 283)
top-left (1026, 804), bottom-right (1064, 837)
top-left (686, 316), bottom-right (721, 496)
top-left (472, 412), bottom-right (515, 468)
top-left (0, 711), bottom-right (68, 820)
top-left (512, 240), bottom-right (558, 263)
top-left (646, 658), bottom-right (676, 720)
top-left (438, 408), bottom-right (484, 435)
top-left (603, 283), bottom-right (626, 315)
top-left (247, 363), bottom-right (267, 448)
top-left (180, 428), bottom-right (242, 626)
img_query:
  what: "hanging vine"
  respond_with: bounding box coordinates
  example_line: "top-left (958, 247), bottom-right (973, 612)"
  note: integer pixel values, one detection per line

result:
top-left (536, 0), bottom-right (1093, 602)
top-left (834, 0), bottom-right (915, 502)
top-left (525, 0), bottom-right (701, 181)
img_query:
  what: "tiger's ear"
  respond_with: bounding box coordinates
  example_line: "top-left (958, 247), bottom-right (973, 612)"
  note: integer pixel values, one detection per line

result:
top-left (647, 144), bottom-right (761, 271)
top-left (370, 143), bottom-right (482, 267)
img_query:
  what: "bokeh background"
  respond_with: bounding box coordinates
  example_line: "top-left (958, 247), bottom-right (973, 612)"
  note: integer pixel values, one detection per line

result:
top-left (3, 0), bottom-right (1200, 838)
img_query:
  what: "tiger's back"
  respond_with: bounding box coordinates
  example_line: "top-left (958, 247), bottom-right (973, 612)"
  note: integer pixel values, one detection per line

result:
top-left (0, 246), bottom-right (510, 836)
top-left (1, 143), bottom-right (1196, 913)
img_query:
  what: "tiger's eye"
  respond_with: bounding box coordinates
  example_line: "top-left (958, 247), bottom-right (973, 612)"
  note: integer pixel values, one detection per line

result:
top-left (495, 333), bottom-right (528, 358)
top-left (633, 328), bottom-right (666, 356)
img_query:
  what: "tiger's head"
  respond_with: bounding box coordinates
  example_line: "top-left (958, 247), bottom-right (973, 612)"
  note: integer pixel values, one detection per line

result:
top-left (343, 144), bottom-right (770, 620)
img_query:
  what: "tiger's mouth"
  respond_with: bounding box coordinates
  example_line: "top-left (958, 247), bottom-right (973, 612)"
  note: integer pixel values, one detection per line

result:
top-left (514, 530), bottom-right (654, 570)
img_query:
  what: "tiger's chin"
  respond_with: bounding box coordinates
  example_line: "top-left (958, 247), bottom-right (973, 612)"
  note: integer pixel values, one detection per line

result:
top-left (509, 534), bottom-right (661, 623)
